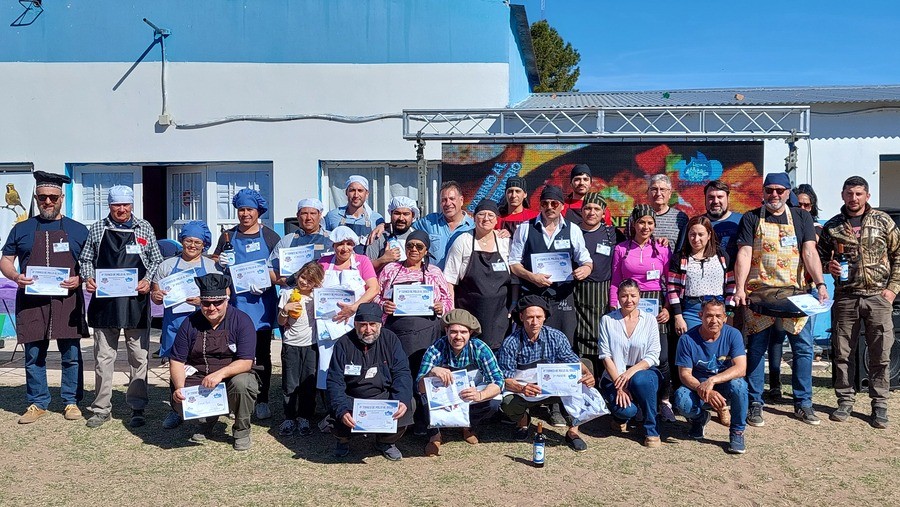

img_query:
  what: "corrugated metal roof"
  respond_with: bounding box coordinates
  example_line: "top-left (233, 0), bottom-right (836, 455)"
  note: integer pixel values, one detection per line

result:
top-left (513, 85), bottom-right (900, 109)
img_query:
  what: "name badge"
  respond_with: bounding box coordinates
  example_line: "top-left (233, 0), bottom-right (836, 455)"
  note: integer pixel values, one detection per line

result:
top-left (246, 241), bottom-right (261, 253)
top-left (53, 242), bottom-right (70, 253)
top-left (126, 244), bottom-right (141, 255)
top-left (314, 244), bottom-right (324, 250)
top-left (646, 269), bottom-right (661, 280)
top-left (780, 235), bottom-right (797, 247)
top-left (184, 365), bottom-right (198, 376)
top-left (491, 261), bottom-right (507, 272)
top-left (364, 366), bottom-right (379, 379)
top-left (344, 364), bottom-right (362, 376)
top-left (553, 239), bottom-right (571, 249)
top-left (596, 244), bottom-right (611, 256)
top-left (228, 343), bottom-right (237, 353)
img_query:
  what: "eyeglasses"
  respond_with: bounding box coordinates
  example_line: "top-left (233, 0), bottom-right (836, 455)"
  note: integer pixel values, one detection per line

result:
top-left (406, 242), bottom-right (427, 251)
top-left (540, 200), bottom-right (561, 209)
top-left (475, 212), bottom-right (497, 220)
top-left (798, 202), bottom-right (813, 209)
top-left (182, 239), bottom-right (204, 247)
top-left (35, 194), bottom-right (61, 203)
top-left (200, 299), bottom-right (227, 308)
top-left (764, 187), bottom-right (788, 195)
top-left (648, 187), bottom-right (671, 194)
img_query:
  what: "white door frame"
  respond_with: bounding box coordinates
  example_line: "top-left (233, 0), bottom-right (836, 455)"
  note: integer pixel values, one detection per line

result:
top-left (71, 164), bottom-right (144, 226)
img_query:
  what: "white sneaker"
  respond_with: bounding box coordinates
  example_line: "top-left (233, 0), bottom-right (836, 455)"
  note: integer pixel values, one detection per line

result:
top-left (278, 419), bottom-right (296, 436)
top-left (255, 402), bottom-right (272, 420)
top-left (659, 401), bottom-right (677, 422)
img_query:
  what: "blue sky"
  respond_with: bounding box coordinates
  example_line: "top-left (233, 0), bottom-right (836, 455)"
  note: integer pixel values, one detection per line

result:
top-left (517, 0), bottom-right (900, 91)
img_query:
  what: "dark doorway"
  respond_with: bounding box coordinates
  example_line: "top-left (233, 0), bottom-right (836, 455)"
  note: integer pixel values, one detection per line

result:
top-left (142, 166), bottom-right (167, 240)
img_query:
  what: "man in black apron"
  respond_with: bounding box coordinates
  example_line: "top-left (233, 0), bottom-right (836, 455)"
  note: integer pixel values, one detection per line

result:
top-left (0, 171), bottom-right (89, 424)
top-left (367, 196), bottom-right (418, 274)
top-left (80, 185), bottom-right (163, 428)
top-left (326, 303), bottom-right (413, 461)
top-left (169, 273), bottom-right (260, 451)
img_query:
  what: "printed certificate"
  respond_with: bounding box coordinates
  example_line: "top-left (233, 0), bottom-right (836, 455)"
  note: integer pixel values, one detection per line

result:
top-left (278, 244), bottom-right (315, 276)
top-left (159, 269), bottom-right (199, 308)
top-left (530, 252), bottom-right (573, 282)
top-left (638, 298), bottom-right (660, 317)
top-left (181, 383), bottom-right (230, 420)
top-left (95, 268), bottom-right (139, 298)
top-left (537, 363), bottom-right (582, 397)
top-left (424, 369), bottom-right (469, 410)
top-left (351, 399), bottom-right (399, 433)
top-left (393, 285), bottom-right (435, 316)
top-left (230, 259), bottom-right (272, 294)
top-left (313, 287), bottom-right (356, 319)
top-left (24, 266), bottom-right (70, 296)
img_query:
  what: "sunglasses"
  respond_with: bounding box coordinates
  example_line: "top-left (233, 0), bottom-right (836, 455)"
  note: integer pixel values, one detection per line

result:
top-left (540, 200), bottom-right (562, 209)
top-left (200, 299), bottom-right (227, 308)
top-left (764, 187), bottom-right (788, 195)
top-left (405, 242), bottom-right (427, 251)
top-left (35, 194), bottom-right (61, 203)
top-left (798, 202), bottom-right (813, 209)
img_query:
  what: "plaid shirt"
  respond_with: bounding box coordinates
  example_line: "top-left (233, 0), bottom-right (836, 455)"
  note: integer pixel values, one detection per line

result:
top-left (416, 337), bottom-right (504, 387)
top-left (496, 325), bottom-right (579, 379)
top-left (79, 215), bottom-right (163, 282)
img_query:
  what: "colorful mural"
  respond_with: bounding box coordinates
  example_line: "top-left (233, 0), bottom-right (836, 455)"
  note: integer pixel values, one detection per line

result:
top-left (441, 142), bottom-right (764, 227)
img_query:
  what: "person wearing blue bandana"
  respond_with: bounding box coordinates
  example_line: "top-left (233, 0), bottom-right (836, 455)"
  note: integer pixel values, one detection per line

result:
top-left (151, 220), bottom-right (221, 429)
top-left (324, 176), bottom-right (385, 253)
top-left (213, 188), bottom-right (281, 420)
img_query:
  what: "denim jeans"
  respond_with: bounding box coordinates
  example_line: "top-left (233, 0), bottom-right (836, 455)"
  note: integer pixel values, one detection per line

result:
top-left (673, 378), bottom-right (748, 432)
top-left (600, 369), bottom-right (660, 437)
top-left (747, 323), bottom-right (814, 408)
top-left (681, 299), bottom-right (703, 332)
top-left (25, 338), bottom-right (83, 409)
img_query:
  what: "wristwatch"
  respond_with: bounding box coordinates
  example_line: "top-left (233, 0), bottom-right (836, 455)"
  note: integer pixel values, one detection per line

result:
top-left (816, 282), bottom-right (826, 289)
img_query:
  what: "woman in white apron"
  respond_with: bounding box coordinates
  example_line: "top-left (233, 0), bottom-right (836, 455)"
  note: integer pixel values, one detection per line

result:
top-left (151, 220), bottom-right (220, 429)
top-left (315, 226), bottom-right (380, 391)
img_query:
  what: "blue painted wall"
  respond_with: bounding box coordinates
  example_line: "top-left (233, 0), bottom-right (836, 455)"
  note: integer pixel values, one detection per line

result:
top-left (1, 0), bottom-right (513, 64)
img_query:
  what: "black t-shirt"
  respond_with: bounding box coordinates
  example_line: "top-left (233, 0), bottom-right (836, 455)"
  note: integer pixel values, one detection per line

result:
top-left (736, 207), bottom-right (816, 248)
top-left (213, 225), bottom-right (281, 256)
top-left (848, 215), bottom-right (863, 238)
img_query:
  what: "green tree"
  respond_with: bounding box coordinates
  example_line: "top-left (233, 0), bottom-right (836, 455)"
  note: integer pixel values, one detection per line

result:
top-left (530, 19), bottom-right (581, 93)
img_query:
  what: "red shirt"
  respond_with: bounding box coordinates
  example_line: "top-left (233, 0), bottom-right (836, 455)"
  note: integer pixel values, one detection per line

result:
top-left (497, 208), bottom-right (540, 233)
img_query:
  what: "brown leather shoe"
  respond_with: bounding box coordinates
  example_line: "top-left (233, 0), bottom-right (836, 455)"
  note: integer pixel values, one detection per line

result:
top-left (609, 417), bottom-right (627, 433)
top-left (63, 404), bottom-right (82, 421)
top-left (462, 428), bottom-right (479, 445)
top-left (424, 432), bottom-right (442, 457)
top-left (18, 404), bottom-right (46, 424)
top-left (643, 436), bottom-right (662, 448)
top-left (717, 406), bottom-right (731, 427)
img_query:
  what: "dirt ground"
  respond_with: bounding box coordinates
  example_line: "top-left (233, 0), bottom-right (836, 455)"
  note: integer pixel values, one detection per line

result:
top-left (0, 340), bottom-right (897, 507)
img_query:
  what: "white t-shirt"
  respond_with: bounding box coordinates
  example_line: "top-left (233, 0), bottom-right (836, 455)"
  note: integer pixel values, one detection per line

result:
top-left (277, 290), bottom-right (316, 347)
top-left (443, 231), bottom-right (511, 285)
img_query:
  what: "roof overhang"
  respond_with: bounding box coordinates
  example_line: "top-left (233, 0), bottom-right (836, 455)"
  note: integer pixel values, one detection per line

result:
top-left (403, 105), bottom-right (810, 141)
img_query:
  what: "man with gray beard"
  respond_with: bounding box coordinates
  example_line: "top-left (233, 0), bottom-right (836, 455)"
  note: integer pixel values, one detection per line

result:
top-left (326, 302), bottom-right (413, 461)
top-left (0, 171), bottom-right (89, 424)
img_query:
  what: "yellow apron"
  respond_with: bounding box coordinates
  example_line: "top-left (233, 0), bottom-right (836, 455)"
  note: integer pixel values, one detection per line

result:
top-left (744, 207), bottom-right (809, 335)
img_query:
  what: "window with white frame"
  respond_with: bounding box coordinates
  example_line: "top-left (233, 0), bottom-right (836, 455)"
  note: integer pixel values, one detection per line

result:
top-left (321, 161), bottom-right (441, 217)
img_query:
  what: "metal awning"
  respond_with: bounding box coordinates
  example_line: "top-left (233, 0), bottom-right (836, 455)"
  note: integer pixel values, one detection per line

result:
top-left (402, 105), bottom-right (810, 140)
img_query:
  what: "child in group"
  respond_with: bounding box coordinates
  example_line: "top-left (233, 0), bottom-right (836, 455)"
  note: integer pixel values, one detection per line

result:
top-left (276, 261), bottom-right (325, 436)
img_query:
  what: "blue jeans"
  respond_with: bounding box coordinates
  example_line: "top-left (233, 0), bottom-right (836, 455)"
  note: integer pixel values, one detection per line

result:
top-left (600, 369), bottom-right (660, 437)
top-left (24, 339), bottom-right (83, 409)
top-left (673, 378), bottom-right (748, 432)
top-left (747, 324), bottom-right (813, 408)
top-left (681, 299), bottom-right (703, 332)
top-left (768, 316), bottom-right (817, 388)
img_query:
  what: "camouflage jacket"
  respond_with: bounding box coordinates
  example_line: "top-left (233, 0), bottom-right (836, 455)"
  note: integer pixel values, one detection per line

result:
top-left (818, 205), bottom-right (900, 296)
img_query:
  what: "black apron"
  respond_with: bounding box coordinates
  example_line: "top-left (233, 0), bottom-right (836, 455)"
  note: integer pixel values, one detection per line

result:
top-left (184, 314), bottom-right (236, 387)
top-left (87, 228), bottom-right (148, 329)
top-left (454, 232), bottom-right (511, 350)
top-left (384, 274), bottom-right (440, 357)
top-left (16, 224), bottom-right (88, 343)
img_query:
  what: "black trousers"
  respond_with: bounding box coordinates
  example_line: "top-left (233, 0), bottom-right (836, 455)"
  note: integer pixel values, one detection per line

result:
top-left (254, 329), bottom-right (273, 403)
top-left (281, 343), bottom-right (318, 420)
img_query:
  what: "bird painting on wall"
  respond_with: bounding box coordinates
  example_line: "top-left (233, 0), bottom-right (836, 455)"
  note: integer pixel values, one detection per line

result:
top-left (4, 183), bottom-right (28, 223)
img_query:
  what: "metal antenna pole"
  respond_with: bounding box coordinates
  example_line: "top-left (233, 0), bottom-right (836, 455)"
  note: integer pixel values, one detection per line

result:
top-left (785, 128), bottom-right (799, 186)
top-left (416, 135), bottom-right (428, 214)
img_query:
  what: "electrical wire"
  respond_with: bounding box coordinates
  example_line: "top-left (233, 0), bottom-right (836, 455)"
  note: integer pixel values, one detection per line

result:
top-left (174, 113), bottom-right (406, 130)
top-left (810, 106), bottom-right (900, 115)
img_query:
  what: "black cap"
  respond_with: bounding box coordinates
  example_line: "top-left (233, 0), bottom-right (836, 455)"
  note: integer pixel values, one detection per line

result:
top-left (570, 164), bottom-right (591, 179)
top-left (195, 273), bottom-right (231, 300)
top-left (355, 302), bottom-right (383, 323)
top-left (33, 170), bottom-right (71, 189)
top-left (539, 185), bottom-right (565, 202)
top-left (474, 199), bottom-right (500, 216)
top-left (506, 177), bottom-right (527, 192)
top-left (516, 294), bottom-right (551, 317)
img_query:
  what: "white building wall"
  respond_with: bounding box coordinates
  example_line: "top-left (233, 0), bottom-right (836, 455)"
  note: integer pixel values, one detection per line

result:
top-left (0, 62), bottom-right (511, 233)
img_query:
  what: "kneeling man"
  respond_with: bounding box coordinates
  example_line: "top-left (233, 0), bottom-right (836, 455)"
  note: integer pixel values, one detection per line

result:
top-left (170, 273), bottom-right (259, 451)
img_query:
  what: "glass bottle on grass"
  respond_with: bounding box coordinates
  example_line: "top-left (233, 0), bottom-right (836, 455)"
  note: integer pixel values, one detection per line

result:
top-left (533, 422), bottom-right (545, 468)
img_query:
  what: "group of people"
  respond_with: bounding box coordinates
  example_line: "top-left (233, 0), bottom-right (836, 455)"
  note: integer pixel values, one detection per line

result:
top-left (3, 165), bottom-right (898, 459)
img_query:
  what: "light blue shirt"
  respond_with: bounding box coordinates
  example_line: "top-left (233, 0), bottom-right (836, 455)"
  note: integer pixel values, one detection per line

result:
top-left (323, 206), bottom-right (384, 234)
top-left (412, 212), bottom-right (475, 269)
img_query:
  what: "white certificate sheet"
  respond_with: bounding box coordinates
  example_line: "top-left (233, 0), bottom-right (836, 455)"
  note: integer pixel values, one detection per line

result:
top-left (638, 298), bottom-right (660, 317)
top-left (537, 363), bottom-right (582, 397)
top-left (181, 382), bottom-right (230, 420)
top-left (351, 399), bottom-right (399, 433)
top-left (313, 287), bottom-right (355, 319)
top-left (278, 244), bottom-right (315, 276)
top-left (424, 370), bottom-right (469, 410)
top-left (393, 284), bottom-right (435, 316)
top-left (24, 266), bottom-right (70, 296)
top-left (788, 294), bottom-right (835, 316)
top-left (531, 252), bottom-right (573, 282)
top-left (95, 268), bottom-right (139, 298)
top-left (159, 269), bottom-right (199, 309)
top-left (230, 259), bottom-right (272, 294)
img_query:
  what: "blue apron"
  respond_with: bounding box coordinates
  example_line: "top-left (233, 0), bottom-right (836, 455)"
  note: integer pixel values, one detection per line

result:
top-left (229, 227), bottom-right (277, 330)
top-left (159, 257), bottom-right (207, 358)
